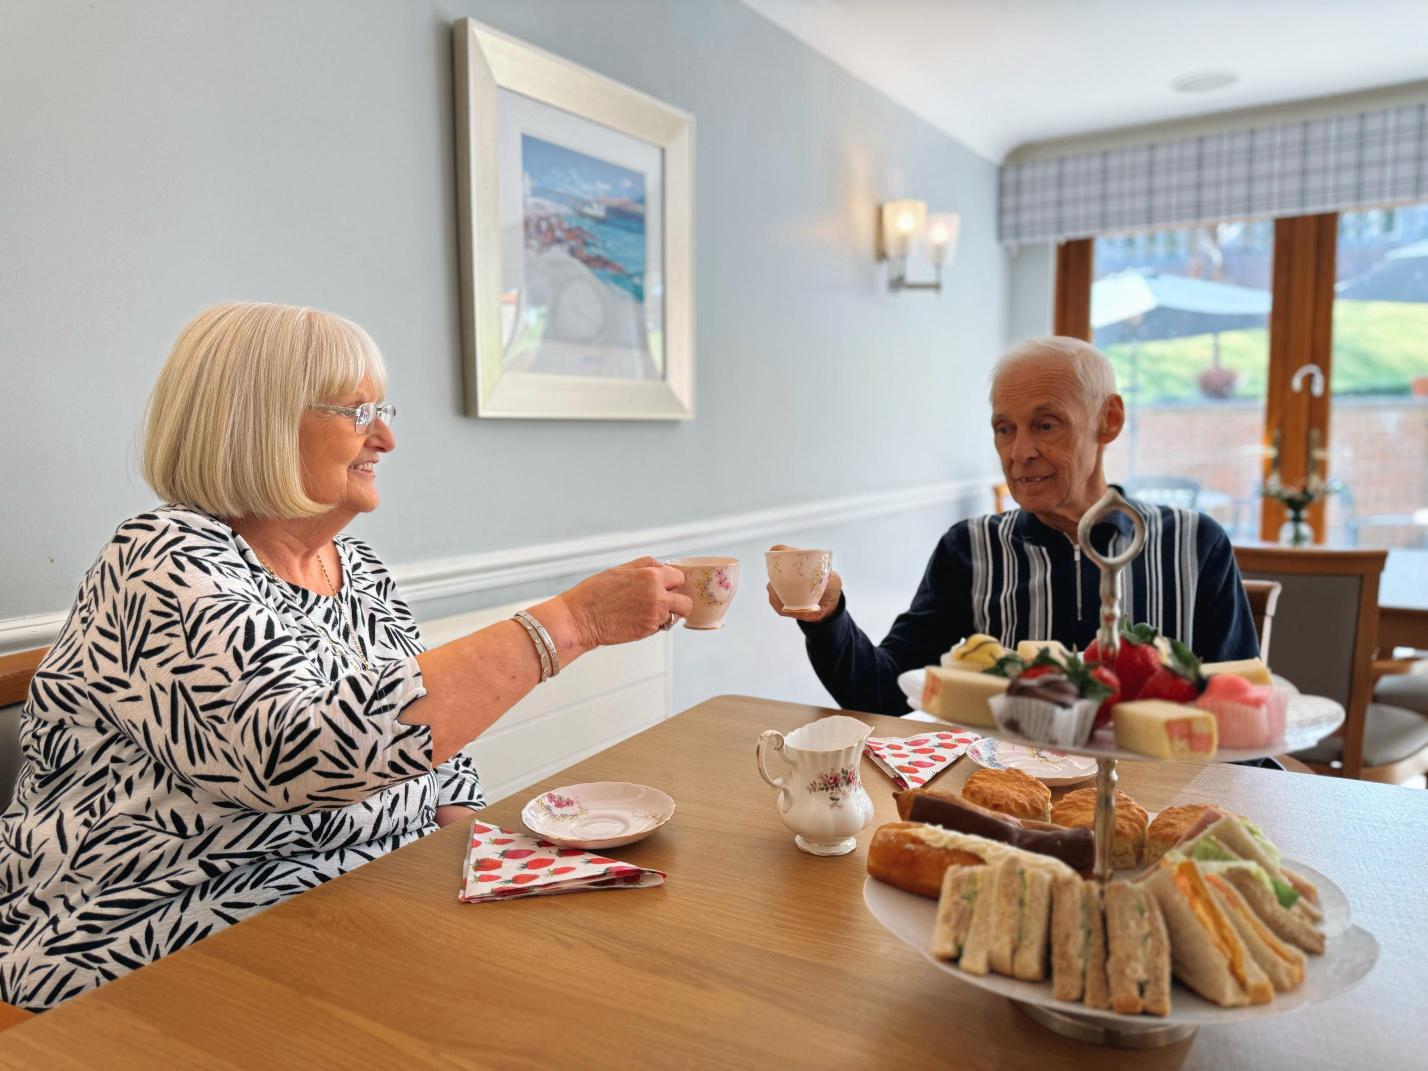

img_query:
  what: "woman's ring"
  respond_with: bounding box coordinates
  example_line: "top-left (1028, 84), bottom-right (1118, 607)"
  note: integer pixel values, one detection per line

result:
top-left (660, 612), bottom-right (677, 632)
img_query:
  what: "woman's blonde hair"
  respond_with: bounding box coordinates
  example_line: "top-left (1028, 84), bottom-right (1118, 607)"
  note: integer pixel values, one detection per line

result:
top-left (142, 302), bottom-right (389, 519)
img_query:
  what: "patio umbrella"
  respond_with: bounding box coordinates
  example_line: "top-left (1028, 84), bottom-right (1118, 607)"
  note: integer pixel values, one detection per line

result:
top-left (1335, 239), bottom-right (1428, 302)
top-left (1091, 269), bottom-right (1272, 345)
top-left (1090, 269), bottom-right (1271, 491)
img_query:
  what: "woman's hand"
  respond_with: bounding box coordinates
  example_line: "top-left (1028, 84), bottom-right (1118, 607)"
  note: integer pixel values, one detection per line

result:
top-left (766, 543), bottom-right (843, 623)
top-left (559, 557), bottom-right (694, 650)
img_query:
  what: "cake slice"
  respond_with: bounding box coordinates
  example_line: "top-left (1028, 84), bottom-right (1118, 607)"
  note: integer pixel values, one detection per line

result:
top-left (1112, 700), bottom-right (1218, 758)
top-left (921, 666), bottom-right (1007, 727)
top-left (1201, 657), bottom-right (1274, 686)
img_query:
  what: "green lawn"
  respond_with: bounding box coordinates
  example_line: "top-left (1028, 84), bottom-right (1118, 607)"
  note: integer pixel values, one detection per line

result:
top-left (1100, 300), bottom-right (1428, 403)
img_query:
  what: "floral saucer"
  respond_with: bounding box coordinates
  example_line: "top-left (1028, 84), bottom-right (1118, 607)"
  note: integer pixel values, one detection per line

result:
top-left (964, 737), bottom-right (1098, 787)
top-left (520, 782), bottom-right (676, 850)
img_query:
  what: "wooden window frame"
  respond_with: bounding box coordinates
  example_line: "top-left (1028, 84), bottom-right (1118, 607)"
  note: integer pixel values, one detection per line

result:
top-left (1053, 217), bottom-right (1339, 543)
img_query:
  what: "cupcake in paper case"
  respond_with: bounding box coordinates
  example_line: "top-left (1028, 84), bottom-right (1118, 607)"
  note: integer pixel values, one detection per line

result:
top-left (1193, 674), bottom-right (1283, 749)
top-left (989, 673), bottom-right (1100, 748)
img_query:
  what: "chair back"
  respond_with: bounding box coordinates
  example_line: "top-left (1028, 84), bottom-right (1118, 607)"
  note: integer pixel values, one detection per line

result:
top-left (1241, 579), bottom-right (1282, 662)
top-left (992, 482), bottom-right (1012, 514)
top-left (1233, 546), bottom-right (1386, 779)
top-left (0, 647), bottom-right (45, 809)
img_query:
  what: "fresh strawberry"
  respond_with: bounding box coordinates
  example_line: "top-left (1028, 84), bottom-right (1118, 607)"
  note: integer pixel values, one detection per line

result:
top-left (1086, 663), bottom-right (1121, 731)
top-left (1137, 671), bottom-right (1198, 704)
top-left (1085, 620), bottom-right (1164, 701)
top-left (996, 648), bottom-right (1065, 682)
top-left (1137, 638), bottom-right (1207, 704)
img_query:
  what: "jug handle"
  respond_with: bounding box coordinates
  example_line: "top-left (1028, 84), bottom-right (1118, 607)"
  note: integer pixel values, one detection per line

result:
top-left (756, 730), bottom-right (793, 813)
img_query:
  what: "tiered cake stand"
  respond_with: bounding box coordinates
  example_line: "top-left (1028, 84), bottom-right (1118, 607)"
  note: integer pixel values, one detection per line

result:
top-left (984, 489), bottom-right (1353, 1047)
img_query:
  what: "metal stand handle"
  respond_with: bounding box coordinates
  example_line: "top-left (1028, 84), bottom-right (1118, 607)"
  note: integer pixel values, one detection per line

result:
top-left (1075, 488), bottom-right (1146, 883)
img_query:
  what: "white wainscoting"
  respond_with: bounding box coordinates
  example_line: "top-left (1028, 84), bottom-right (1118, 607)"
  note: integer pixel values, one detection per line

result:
top-left (420, 600), bottom-right (672, 804)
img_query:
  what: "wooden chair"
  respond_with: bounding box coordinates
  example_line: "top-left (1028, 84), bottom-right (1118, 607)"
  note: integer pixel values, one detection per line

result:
top-left (1242, 579), bottom-right (1281, 661)
top-left (1234, 546), bottom-right (1428, 783)
top-left (0, 646), bottom-right (44, 810)
top-left (991, 482), bottom-right (1012, 514)
top-left (0, 646), bottom-right (43, 1029)
top-left (1372, 606), bottom-right (1428, 716)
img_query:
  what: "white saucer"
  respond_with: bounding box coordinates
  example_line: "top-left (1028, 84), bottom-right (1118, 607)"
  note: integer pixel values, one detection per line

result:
top-left (521, 782), bottom-right (675, 850)
top-left (965, 737), bottom-right (1098, 787)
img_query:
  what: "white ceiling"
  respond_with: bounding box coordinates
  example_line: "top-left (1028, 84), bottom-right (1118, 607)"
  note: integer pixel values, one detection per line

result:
top-left (740, 0), bottom-right (1428, 161)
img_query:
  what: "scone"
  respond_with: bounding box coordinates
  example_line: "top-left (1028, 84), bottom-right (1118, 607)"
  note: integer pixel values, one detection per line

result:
top-left (1051, 787), bottom-right (1148, 869)
top-left (1144, 803), bottom-right (1217, 865)
top-left (962, 768), bottom-right (1052, 822)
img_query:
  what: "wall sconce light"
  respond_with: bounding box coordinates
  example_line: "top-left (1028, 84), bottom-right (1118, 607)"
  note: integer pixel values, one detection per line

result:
top-left (878, 199), bottom-right (959, 293)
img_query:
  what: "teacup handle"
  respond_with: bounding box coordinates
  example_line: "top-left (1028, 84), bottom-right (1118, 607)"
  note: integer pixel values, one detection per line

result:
top-left (756, 730), bottom-right (794, 813)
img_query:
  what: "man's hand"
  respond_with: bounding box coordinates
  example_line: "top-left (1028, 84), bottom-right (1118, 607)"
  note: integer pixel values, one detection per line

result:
top-left (765, 543), bottom-right (843, 623)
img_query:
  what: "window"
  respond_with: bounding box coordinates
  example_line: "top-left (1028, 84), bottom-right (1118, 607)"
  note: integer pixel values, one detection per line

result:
top-left (1325, 205), bottom-right (1428, 551)
top-left (1091, 222), bottom-right (1274, 537)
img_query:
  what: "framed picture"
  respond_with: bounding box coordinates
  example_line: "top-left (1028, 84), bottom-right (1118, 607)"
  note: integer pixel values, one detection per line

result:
top-left (453, 19), bottom-right (694, 420)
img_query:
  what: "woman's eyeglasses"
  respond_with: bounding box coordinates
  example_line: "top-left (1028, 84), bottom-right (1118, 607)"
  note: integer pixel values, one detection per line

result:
top-left (310, 401), bottom-right (397, 435)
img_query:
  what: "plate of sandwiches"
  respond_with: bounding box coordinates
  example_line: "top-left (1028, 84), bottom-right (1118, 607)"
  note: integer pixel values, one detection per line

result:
top-left (863, 800), bottom-right (1378, 1026)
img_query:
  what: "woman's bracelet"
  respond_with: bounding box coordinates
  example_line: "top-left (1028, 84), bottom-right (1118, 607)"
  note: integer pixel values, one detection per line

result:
top-left (513, 609), bottom-right (560, 681)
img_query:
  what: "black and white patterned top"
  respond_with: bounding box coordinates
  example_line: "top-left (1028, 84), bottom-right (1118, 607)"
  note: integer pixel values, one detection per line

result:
top-left (0, 506), bottom-right (484, 1011)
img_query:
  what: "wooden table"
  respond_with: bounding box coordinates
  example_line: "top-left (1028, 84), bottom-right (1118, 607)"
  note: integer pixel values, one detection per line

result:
top-left (2, 695), bottom-right (1425, 1070)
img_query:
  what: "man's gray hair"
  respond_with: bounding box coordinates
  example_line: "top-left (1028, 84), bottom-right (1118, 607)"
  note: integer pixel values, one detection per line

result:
top-left (988, 336), bottom-right (1118, 416)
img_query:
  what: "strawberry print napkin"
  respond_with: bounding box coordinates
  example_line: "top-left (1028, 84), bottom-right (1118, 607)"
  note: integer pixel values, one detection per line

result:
top-left (865, 729), bottom-right (981, 789)
top-left (460, 822), bottom-right (666, 902)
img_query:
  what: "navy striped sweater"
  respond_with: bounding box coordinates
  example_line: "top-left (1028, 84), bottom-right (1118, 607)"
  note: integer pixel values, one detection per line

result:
top-left (800, 501), bottom-right (1260, 717)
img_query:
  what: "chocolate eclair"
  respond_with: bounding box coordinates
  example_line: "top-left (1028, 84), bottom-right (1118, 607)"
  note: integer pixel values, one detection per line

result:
top-left (894, 789), bottom-right (1094, 872)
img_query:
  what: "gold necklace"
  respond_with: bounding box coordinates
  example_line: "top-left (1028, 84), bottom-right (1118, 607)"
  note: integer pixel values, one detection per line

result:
top-left (253, 546), bottom-right (373, 672)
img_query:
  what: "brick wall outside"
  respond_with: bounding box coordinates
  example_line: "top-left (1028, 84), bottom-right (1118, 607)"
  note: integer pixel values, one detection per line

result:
top-left (1103, 396), bottom-right (1428, 546)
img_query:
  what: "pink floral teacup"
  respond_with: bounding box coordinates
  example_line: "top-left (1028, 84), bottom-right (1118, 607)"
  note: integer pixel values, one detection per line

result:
top-left (765, 548), bottom-right (832, 612)
top-left (667, 557), bottom-right (739, 629)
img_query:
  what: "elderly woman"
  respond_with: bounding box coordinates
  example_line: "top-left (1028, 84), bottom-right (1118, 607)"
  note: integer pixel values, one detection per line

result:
top-left (0, 302), bottom-right (692, 1011)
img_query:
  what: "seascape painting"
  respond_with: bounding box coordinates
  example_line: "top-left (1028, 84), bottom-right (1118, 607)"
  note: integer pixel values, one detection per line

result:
top-left (456, 20), bottom-right (691, 419)
top-left (502, 134), bottom-right (663, 380)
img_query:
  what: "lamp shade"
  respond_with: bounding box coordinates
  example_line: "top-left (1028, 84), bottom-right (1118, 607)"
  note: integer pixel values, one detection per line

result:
top-left (924, 213), bottom-right (960, 266)
top-left (880, 199), bottom-right (926, 260)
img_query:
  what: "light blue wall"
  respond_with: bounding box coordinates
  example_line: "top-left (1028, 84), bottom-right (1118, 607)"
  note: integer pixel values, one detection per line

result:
top-left (1006, 242), bottom-right (1056, 344)
top-left (2, 0), bottom-right (1006, 706)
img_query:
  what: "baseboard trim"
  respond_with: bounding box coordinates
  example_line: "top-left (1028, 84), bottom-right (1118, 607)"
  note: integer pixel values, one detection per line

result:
top-left (0, 477), bottom-right (992, 656)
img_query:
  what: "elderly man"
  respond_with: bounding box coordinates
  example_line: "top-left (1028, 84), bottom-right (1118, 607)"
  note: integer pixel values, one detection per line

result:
top-left (770, 336), bottom-right (1259, 717)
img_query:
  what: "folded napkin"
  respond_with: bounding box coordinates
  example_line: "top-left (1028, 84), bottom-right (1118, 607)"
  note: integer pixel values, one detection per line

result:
top-left (865, 729), bottom-right (981, 789)
top-left (460, 821), bottom-right (666, 902)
